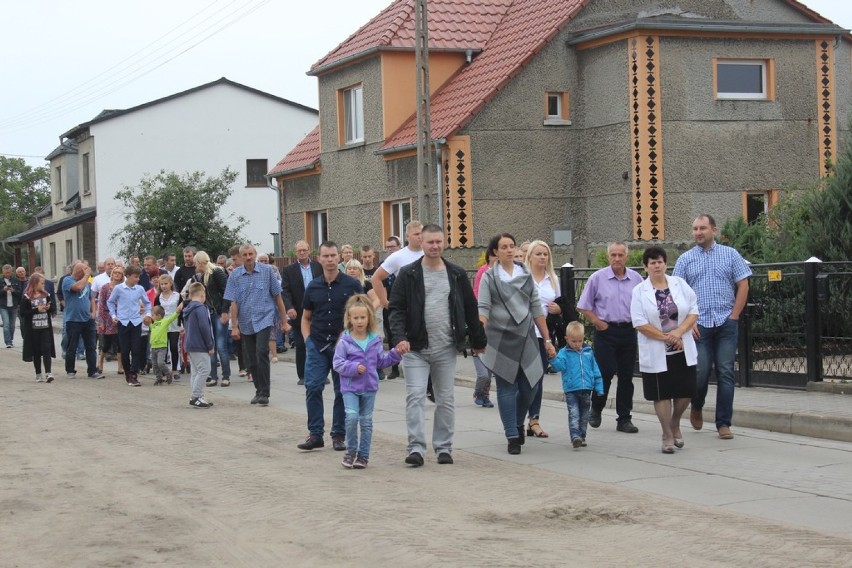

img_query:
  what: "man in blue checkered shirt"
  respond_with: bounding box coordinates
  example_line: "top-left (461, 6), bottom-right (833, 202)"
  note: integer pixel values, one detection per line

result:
top-left (225, 244), bottom-right (290, 406)
top-left (673, 214), bottom-right (751, 440)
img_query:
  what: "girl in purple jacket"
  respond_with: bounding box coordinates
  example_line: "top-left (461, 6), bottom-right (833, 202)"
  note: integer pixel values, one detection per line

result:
top-left (333, 295), bottom-right (404, 469)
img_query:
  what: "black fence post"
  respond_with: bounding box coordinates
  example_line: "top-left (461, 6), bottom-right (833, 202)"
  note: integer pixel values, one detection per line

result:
top-left (738, 295), bottom-right (753, 388)
top-left (560, 265), bottom-right (577, 323)
top-left (804, 261), bottom-right (823, 383)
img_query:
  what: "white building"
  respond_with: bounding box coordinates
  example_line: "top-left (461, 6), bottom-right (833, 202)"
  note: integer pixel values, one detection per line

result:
top-left (7, 78), bottom-right (317, 278)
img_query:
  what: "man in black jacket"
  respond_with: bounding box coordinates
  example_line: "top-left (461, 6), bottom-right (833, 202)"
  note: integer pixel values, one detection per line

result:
top-left (389, 224), bottom-right (486, 467)
top-left (281, 240), bottom-right (322, 385)
top-left (2, 264), bottom-right (23, 348)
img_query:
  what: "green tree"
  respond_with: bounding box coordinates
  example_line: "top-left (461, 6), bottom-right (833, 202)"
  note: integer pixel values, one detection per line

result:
top-left (0, 156), bottom-right (51, 264)
top-left (111, 168), bottom-right (250, 260)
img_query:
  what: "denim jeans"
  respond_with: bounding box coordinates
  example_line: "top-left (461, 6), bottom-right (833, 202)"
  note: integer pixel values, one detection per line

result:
top-left (343, 391), bottom-right (377, 458)
top-left (527, 339), bottom-right (548, 419)
top-left (472, 354), bottom-right (492, 397)
top-left (243, 326), bottom-right (272, 397)
top-left (402, 345), bottom-right (457, 456)
top-left (208, 315), bottom-right (231, 380)
top-left (566, 390), bottom-right (592, 441)
top-left (591, 326), bottom-right (637, 424)
top-left (61, 316), bottom-right (84, 359)
top-left (694, 319), bottom-right (739, 429)
top-left (304, 337), bottom-right (344, 438)
top-left (65, 319), bottom-right (98, 375)
top-left (494, 368), bottom-right (534, 439)
top-left (0, 306), bottom-right (16, 346)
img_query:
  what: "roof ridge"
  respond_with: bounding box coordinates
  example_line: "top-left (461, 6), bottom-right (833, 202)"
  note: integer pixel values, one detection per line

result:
top-left (379, 0), bottom-right (415, 46)
top-left (311, 0), bottom-right (409, 70)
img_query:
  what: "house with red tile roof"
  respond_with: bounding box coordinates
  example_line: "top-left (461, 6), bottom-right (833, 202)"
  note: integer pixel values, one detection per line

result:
top-left (270, 0), bottom-right (850, 264)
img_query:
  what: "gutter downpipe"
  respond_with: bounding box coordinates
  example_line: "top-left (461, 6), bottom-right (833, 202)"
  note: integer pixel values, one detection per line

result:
top-left (434, 138), bottom-right (446, 230)
top-left (266, 174), bottom-right (282, 257)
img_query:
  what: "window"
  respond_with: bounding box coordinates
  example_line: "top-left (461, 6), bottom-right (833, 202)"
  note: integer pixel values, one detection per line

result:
top-left (544, 92), bottom-right (570, 125)
top-left (246, 159), bottom-right (268, 187)
top-left (82, 153), bottom-right (91, 195)
top-left (49, 242), bottom-right (57, 277)
top-left (54, 166), bottom-right (62, 203)
top-left (306, 210), bottom-right (328, 248)
top-left (65, 239), bottom-right (73, 263)
top-left (742, 190), bottom-right (779, 224)
top-left (714, 59), bottom-right (774, 100)
top-left (340, 85), bottom-right (364, 144)
top-left (382, 199), bottom-right (411, 242)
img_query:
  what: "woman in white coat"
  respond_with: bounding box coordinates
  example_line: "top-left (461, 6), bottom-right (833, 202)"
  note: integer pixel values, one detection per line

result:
top-left (631, 246), bottom-right (699, 454)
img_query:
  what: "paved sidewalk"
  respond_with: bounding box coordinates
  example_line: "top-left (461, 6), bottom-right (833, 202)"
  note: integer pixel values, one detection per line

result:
top-left (275, 348), bottom-right (852, 442)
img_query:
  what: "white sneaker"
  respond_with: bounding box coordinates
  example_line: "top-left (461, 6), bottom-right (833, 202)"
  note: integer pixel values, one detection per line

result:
top-left (66, 371), bottom-right (77, 379)
top-left (35, 374), bottom-right (44, 383)
top-left (45, 373), bottom-right (55, 383)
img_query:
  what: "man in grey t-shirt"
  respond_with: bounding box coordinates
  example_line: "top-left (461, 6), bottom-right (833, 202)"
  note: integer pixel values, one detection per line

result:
top-left (389, 224), bottom-right (486, 467)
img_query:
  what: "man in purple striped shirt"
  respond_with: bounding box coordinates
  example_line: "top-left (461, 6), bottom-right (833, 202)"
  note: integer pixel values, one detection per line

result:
top-left (577, 242), bottom-right (643, 433)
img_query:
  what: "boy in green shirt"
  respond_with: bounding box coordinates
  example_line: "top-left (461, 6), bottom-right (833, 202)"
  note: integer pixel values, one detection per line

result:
top-left (149, 304), bottom-right (182, 385)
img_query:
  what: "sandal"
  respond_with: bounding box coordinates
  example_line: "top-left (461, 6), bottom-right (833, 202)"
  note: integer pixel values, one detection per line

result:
top-left (526, 418), bottom-right (549, 438)
top-left (221, 379), bottom-right (230, 387)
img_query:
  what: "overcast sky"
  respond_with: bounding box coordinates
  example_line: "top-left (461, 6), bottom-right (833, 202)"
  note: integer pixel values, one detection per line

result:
top-left (1, 0), bottom-right (850, 168)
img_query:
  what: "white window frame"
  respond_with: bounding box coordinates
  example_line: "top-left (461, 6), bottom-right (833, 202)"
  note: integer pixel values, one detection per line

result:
top-left (343, 85), bottom-right (364, 144)
top-left (389, 200), bottom-right (410, 240)
top-left (715, 59), bottom-right (768, 100)
top-left (546, 93), bottom-right (562, 118)
top-left (309, 210), bottom-right (328, 248)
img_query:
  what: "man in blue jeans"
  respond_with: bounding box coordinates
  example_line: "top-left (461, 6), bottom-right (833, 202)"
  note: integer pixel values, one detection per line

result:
top-left (61, 261), bottom-right (104, 379)
top-left (297, 241), bottom-right (363, 452)
top-left (674, 214), bottom-right (751, 440)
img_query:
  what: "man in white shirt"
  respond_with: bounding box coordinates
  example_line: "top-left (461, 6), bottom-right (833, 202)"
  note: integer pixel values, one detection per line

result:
top-left (371, 221), bottom-right (423, 381)
top-left (90, 257), bottom-right (116, 299)
top-left (372, 221), bottom-right (424, 309)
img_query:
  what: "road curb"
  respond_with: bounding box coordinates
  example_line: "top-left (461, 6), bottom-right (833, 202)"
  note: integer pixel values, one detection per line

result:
top-left (262, 350), bottom-right (852, 443)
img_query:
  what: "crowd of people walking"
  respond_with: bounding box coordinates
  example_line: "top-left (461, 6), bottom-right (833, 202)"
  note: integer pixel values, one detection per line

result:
top-left (8, 212), bottom-right (751, 465)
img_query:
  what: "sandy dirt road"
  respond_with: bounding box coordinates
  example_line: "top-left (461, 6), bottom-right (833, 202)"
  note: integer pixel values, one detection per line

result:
top-left (1, 347), bottom-right (851, 567)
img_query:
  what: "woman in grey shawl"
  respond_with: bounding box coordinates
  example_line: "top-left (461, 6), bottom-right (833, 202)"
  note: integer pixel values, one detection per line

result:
top-left (478, 234), bottom-right (557, 455)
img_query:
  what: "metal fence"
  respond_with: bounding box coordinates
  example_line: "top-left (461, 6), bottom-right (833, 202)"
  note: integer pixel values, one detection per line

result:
top-left (554, 261), bottom-right (852, 390)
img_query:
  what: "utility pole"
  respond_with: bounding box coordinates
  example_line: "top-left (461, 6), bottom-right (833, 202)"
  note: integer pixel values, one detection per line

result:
top-left (414, 0), bottom-right (432, 222)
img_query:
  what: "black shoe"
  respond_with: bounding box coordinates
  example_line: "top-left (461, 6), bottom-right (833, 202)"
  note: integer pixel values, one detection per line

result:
top-left (517, 426), bottom-right (525, 445)
top-left (332, 437), bottom-right (346, 451)
top-left (616, 420), bottom-right (639, 433)
top-left (297, 435), bottom-right (324, 450)
top-left (589, 409), bottom-right (602, 428)
top-left (256, 395), bottom-right (269, 406)
top-left (387, 367), bottom-right (400, 380)
top-left (405, 452), bottom-right (424, 467)
top-left (250, 395), bottom-right (260, 405)
top-left (426, 389), bottom-right (435, 403)
top-left (87, 370), bottom-right (105, 379)
top-left (189, 398), bottom-right (211, 408)
top-left (297, 378), bottom-right (305, 385)
top-left (507, 439), bottom-right (522, 455)
top-left (437, 452), bottom-right (453, 465)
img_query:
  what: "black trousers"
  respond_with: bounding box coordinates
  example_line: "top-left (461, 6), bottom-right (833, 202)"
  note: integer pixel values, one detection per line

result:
top-left (590, 325), bottom-right (637, 423)
top-left (117, 321), bottom-right (145, 376)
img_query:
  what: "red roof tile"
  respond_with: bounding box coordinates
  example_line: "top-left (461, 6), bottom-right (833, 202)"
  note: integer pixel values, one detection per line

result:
top-left (268, 126), bottom-right (320, 176)
top-left (311, 0), bottom-right (514, 75)
top-left (381, 0), bottom-right (587, 151)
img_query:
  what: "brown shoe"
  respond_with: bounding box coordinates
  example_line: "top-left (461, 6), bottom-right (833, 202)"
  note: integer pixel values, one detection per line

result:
top-left (718, 426), bottom-right (734, 440)
top-left (689, 407), bottom-right (703, 430)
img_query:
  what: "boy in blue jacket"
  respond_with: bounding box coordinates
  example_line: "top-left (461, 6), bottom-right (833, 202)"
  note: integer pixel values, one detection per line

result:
top-left (183, 282), bottom-right (215, 408)
top-left (549, 321), bottom-right (604, 448)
